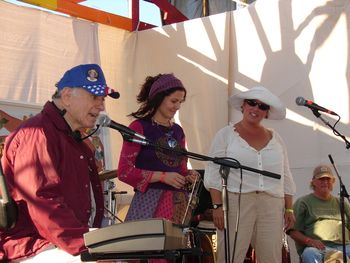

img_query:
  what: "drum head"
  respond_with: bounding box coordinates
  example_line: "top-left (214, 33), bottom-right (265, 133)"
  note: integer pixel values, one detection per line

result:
top-left (197, 220), bottom-right (216, 233)
top-left (99, 169), bottom-right (117, 181)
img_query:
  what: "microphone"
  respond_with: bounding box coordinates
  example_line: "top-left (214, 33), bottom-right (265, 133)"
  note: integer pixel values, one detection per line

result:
top-left (123, 134), bottom-right (150, 146)
top-left (98, 114), bottom-right (147, 140)
top-left (328, 154), bottom-right (334, 164)
top-left (295, 96), bottom-right (338, 116)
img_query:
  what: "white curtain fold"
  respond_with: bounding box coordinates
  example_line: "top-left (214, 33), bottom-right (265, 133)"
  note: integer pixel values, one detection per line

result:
top-left (0, 1), bottom-right (100, 104)
top-left (1, 0), bottom-right (350, 217)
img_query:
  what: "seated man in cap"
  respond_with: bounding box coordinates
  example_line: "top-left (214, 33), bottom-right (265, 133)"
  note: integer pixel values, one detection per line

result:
top-left (0, 64), bottom-right (120, 262)
top-left (288, 164), bottom-right (350, 263)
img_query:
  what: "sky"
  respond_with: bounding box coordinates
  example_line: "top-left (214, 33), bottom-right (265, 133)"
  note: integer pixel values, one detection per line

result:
top-left (5, 0), bottom-right (162, 26)
top-left (80, 0), bottom-right (162, 26)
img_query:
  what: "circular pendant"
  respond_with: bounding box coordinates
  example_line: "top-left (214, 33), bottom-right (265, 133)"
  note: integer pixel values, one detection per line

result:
top-left (167, 137), bottom-right (178, 148)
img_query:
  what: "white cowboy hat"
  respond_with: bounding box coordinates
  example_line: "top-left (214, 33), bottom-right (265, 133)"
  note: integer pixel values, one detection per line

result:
top-left (229, 86), bottom-right (286, 120)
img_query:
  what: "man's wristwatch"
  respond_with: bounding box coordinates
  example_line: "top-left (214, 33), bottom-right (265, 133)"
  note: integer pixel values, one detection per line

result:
top-left (212, 204), bottom-right (223, 209)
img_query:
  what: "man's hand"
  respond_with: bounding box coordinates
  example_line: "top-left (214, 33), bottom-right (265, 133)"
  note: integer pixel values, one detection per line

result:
top-left (306, 238), bottom-right (326, 250)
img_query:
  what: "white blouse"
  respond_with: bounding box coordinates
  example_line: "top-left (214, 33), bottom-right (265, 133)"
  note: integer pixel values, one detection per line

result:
top-left (204, 124), bottom-right (296, 198)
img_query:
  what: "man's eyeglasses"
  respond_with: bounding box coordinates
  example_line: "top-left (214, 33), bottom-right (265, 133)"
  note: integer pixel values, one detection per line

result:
top-left (244, 99), bottom-right (270, 111)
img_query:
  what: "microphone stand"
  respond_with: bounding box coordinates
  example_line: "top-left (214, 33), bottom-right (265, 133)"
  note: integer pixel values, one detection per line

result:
top-left (311, 110), bottom-right (350, 262)
top-left (0, 161), bottom-right (17, 230)
top-left (329, 155), bottom-right (349, 263)
top-left (121, 133), bottom-right (281, 263)
top-left (219, 165), bottom-right (231, 263)
top-left (311, 110), bottom-right (350, 149)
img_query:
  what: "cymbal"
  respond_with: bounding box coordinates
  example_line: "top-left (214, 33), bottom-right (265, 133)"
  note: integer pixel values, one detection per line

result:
top-left (99, 169), bottom-right (118, 181)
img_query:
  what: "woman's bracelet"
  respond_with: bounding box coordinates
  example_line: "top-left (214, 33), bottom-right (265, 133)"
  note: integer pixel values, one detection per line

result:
top-left (304, 237), bottom-right (311, 245)
top-left (285, 208), bottom-right (294, 213)
top-left (160, 171), bottom-right (166, 183)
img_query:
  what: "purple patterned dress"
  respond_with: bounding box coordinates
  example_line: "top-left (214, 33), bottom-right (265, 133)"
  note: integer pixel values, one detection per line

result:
top-left (118, 118), bottom-right (189, 224)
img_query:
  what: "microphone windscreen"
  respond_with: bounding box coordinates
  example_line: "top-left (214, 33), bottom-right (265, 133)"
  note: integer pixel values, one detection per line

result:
top-left (295, 96), bottom-right (306, 106)
top-left (97, 114), bottom-right (110, 127)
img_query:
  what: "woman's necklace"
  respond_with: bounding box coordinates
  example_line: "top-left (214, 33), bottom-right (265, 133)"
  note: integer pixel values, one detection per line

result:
top-left (152, 118), bottom-right (172, 127)
top-left (152, 118), bottom-right (178, 148)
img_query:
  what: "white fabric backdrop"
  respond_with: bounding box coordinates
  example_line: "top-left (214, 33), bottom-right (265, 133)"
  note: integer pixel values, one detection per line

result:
top-left (98, 0), bottom-right (350, 201)
top-left (228, 0), bottom-right (350, 199)
top-left (2, 0), bottom-right (350, 260)
top-left (0, 1), bottom-right (101, 105)
top-left (2, 0), bottom-right (350, 209)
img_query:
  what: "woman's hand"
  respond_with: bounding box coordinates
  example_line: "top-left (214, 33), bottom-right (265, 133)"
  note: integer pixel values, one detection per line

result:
top-left (161, 172), bottom-right (186, 189)
top-left (212, 207), bottom-right (224, 230)
top-left (186, 169), bottom-right (200, 184)
top-left (284, 211), bottom-right (295, 231)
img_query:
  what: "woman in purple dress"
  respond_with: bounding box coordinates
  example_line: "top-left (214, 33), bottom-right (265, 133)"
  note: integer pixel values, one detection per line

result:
top-left (118, 74), bottom-right (198, 243)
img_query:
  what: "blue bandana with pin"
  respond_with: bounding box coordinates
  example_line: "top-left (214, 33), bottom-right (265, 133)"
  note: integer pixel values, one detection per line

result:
top-left (56, 64), bottom-right (120, 99)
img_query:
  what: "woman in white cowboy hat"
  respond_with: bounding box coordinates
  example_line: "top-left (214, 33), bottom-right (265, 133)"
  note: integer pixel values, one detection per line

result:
top-left (204, 86), bottom-right (296, 263)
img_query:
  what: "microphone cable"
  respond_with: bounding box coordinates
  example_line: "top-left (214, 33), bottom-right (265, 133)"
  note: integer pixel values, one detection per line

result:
top-left (80, 124), bottom-right (101, 141)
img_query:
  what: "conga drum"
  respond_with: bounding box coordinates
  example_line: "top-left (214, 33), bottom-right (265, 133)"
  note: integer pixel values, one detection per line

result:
top-left (244, 246), bottom-right (257, 263)
top-left (183, 220), bottom-right (216, 263)
top-left (196, 220), bottom-right (216, 263)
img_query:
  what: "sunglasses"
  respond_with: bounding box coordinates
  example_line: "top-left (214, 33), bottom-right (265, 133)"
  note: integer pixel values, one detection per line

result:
top-left (244, 99), bottom-right (270, 111)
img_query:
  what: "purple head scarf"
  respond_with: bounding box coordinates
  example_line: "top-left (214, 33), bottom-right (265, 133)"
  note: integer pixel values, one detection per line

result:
top-left (149, 73), bottom-right (184, 99)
